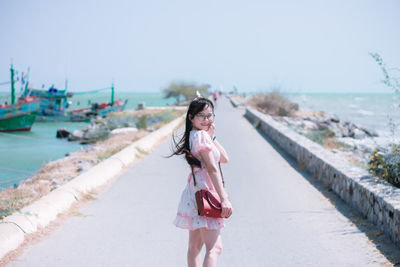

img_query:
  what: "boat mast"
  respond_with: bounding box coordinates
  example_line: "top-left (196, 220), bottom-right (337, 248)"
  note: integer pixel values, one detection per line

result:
top-left (10, 64), bottom-right (15, 105)
top-left (111, 83), bottom-right (114, 106)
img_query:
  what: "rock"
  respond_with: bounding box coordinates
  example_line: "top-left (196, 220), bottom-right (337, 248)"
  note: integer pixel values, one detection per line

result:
top-left (282, 117), bottom-right (302, 128)
top-left (327, 123), bottom-right (342, 137)
top-left (56, 128), bottom-right (70, 138)
top-left (50, 178), bottom-right (60, 186)
top-left (68, 130), bottom-right (84, 141)
top-left (353, 128), bottom-right (367, 139)
top-left (360, 127), bottom-right (379, 137)
top-left (338, 122), bottom-right (353, 137)
top-left (77, 161), bottom-right (93, 173)
top-left (325, 113), bottom-right (340, 123)
top-left (316, 121), bottom-right (330, 131)
top-left (110, 127), bottom-right (138, 136)
top-left (302, 120), bottom-right (318, 130)
top-left (83, 125), bottom-right (109, 140)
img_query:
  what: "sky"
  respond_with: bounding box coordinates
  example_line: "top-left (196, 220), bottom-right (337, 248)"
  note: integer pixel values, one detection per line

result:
top-left (0, 0), bottom-right (399, 93)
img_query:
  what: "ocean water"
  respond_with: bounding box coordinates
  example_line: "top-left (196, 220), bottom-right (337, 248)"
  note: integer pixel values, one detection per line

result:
top-left (0, 92), bottom-right (176, 191)
top-left (284, 93), bottom-right (400, 139)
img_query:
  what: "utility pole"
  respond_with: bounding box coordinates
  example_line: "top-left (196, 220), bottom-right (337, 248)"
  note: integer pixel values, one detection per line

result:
top-left (111, 83), bottom-right (114, 106)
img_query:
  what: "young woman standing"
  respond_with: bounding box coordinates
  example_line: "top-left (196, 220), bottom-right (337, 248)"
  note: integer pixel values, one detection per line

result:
top-left (170, 97), bottom-right (233, 267)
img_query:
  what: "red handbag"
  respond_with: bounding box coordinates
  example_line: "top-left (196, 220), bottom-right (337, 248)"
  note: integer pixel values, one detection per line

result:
top-left (191, 162), bottom-right (227, 218)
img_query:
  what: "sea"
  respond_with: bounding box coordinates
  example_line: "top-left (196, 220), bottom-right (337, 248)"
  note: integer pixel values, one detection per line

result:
top-left (284, 92), bottom-right (400, 139)
top-left (0, 91), bottom-right (398, 191)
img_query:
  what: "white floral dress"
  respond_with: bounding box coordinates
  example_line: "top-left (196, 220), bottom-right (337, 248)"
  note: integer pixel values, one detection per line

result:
top-left (173, 129), bottom-right (225, 230)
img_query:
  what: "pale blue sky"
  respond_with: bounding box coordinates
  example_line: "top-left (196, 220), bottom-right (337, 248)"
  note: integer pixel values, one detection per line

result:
top-left (0, 0), bottom-right (399, 93)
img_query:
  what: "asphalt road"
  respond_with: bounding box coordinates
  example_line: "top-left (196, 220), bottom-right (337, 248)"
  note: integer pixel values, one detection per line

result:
top-left (6, 97), bottom-right (400, 266)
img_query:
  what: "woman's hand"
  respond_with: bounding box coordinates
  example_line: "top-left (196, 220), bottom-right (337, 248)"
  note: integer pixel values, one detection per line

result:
top-left (221, 198), bottom-right (233, 218)
top-left (206, 122), bottom-right (216, 140)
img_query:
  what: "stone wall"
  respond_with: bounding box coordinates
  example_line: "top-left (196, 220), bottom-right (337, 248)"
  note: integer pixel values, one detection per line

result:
top-left (244, 106), bottom-right (400, 247)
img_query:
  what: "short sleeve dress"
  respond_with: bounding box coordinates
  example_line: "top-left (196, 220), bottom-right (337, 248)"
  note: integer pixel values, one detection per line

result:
top-left (173, 129), bottom-right (225, 230)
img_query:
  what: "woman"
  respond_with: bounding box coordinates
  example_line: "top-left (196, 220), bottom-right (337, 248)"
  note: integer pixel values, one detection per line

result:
top-left (170, 97), bottom-right (233, 267)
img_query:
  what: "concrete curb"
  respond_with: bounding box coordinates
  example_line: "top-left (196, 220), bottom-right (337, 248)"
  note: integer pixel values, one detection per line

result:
top-left (243, 106), bottom-right (400, 248)
top-left (0, 113), bottom-right (186, 260)
top-left (226, 94), bottom-right (245, 108)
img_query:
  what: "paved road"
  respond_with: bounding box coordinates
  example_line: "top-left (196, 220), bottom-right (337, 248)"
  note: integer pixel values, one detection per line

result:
top-left (7, 97), bottom-right (400, 266)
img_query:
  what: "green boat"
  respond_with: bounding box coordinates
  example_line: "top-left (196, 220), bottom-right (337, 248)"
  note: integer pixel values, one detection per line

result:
top-left (0, 64), bottom-right (40, 132)
top-left (23, 84), bottom-right (127, 122)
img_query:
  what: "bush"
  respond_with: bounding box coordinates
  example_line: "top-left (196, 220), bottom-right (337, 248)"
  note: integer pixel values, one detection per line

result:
top-left (162, 81), bottom-right (210, 104)
top-left (136, 114), bottom-right (148, 129)
top-left (368, 145), bottom-right (400, 188)
top-left (369, 53), bottom-right (400, 187)
top-left (249, 90), bottom-right (299, 116)
top-left (305, 129), bottom-right (335, 146)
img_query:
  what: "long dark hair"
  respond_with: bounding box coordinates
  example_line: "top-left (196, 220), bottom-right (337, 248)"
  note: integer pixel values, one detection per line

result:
top-left (168, 97), bottom-right (214, 168)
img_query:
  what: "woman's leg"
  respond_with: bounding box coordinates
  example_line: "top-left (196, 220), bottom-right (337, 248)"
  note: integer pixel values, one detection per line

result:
top-left (201, 228), bottom-right (223, 267)
top-left (188, 229), bottom-right (204, 267)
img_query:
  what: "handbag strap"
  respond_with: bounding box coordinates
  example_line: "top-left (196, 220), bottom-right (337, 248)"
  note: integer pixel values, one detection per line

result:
top-left (190, 161), bottom-right (225, 190)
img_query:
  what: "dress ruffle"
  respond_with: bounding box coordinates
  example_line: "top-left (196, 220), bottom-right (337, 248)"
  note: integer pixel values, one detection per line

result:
top-left (173, 212), bottom-right (225, 230)
top-left (191, 130), bottom-right (213, 155)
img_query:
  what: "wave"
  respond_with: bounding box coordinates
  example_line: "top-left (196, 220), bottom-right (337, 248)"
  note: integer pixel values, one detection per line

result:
top-left (357, 109), bottom-right (375, 116)
top-left (349, 104), bottom-right (358, 109)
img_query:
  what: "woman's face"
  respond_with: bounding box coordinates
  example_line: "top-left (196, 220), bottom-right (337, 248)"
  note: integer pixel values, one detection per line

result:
top-left (190, 105), bottom-right (214, 131)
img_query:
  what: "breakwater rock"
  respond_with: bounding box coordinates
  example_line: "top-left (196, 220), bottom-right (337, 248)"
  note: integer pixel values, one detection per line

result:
top-left (58, 109), bottom-right (181, 144)
top-left (229, 94), bottom-right (382, 167)
top-left (273, 110), bottom-right (380, 166)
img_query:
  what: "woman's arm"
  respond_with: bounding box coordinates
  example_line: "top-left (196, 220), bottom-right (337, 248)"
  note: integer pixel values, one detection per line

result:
top-left (199, 150), bottom-right (233, 218)
top-left (213, 139), bottom-right (229, 163)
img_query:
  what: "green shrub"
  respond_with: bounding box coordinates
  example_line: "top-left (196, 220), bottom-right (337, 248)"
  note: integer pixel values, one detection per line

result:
top-left (136, 114), bottom-right (148, 130)
top-left (162, 81), bottom-right (210, 104)
top-left (368, 145), bottom-right (400, 188)
top-left (305, 129), bottom-right (335, 146)
top-left (368, 53), bottom-right (400, 187)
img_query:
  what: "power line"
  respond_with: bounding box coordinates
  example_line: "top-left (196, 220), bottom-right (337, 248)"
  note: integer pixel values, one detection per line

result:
top-left (0, 166), bottom-right (33, 175)
top-left (0, 132), bottom-right (47, 140)
top-left (0, 177), bottom-right (27, 185)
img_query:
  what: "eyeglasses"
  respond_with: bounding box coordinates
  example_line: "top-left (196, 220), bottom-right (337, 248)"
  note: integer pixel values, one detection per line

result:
top-left (196, 113), bottom-right (215, 121)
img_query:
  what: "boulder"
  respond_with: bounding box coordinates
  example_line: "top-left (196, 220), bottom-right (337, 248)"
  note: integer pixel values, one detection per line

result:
top-left (302, 120), bottom-right (318, 130)
top-left (360, 127), bottom-right (379, 137)
top-left (325, 113), bottom-right (340, 123)
top-left (352, 128), bottom-right (367, 139)
top-left (56, 128), bottom-right (70, 138)
top-left (68, 130), bottom-right (84, 141)
top-left (316, 121), bottom-right (330, 131)
top-left (110, 127), bottom-right (138, 136)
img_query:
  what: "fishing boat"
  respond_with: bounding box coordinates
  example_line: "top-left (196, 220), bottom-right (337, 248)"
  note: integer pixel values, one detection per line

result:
top-left (0, 65), bottom-right (40, 132)
top-left (23, 84), bottom-right (127, 122)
